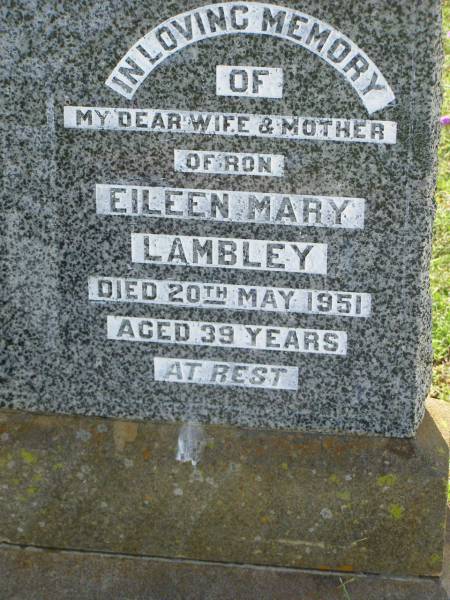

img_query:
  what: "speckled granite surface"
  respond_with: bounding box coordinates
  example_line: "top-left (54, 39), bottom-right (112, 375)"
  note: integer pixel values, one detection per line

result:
top-left (1, 0), bottom-right (442, 435)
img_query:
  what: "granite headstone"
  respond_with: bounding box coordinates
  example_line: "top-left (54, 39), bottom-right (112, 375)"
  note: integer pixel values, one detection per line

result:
top-left (1, 2), bottom-right (448, 595)
top-left (2, 0), bottom-right (442, 437)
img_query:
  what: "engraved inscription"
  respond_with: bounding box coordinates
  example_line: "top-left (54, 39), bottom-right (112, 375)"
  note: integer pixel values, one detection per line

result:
top-left (174, 150), bottom-right (284, 176)
top-left (216, 65), bottom-right (284, 98)
top-left (64, 107), bottom-right (397, 145)
top-left (154, 358), bottom-right (299, 390)
top-left (96, 184), bottom-right (365, 229)
top-left (105, 2), bottom-right (395, 114)
top-left (89, 277), bottom-right (371, 318)
top-left (131, 234), bottom-right (327, 274)
top-left (75, 2), bottom-right (393, 390)
top-left (107, 316), bottom-right (347, 355)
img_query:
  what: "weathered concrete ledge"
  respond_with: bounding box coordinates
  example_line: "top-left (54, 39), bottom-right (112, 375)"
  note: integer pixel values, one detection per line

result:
top-left (0, 407), bottom-right (447, 577)
top-left (0, 544), bottom-right (448, 600)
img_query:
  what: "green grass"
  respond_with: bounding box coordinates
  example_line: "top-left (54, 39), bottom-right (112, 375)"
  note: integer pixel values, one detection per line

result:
top-left (430, 2), bottom-right (450, 403)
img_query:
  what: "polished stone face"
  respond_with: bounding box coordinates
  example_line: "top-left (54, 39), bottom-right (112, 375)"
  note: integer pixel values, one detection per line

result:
top-left (1, 0), bottom-right (442, 436)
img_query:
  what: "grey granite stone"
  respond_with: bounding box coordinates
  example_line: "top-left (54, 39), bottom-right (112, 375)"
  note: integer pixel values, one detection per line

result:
top-left (1, 0), bottom-right (443, 436)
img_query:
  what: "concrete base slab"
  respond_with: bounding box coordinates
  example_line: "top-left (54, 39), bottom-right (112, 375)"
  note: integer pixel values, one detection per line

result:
top-left (0, 544), bottom-right (448, 600)
top-left (0, 407), bottom-right (447, 577)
